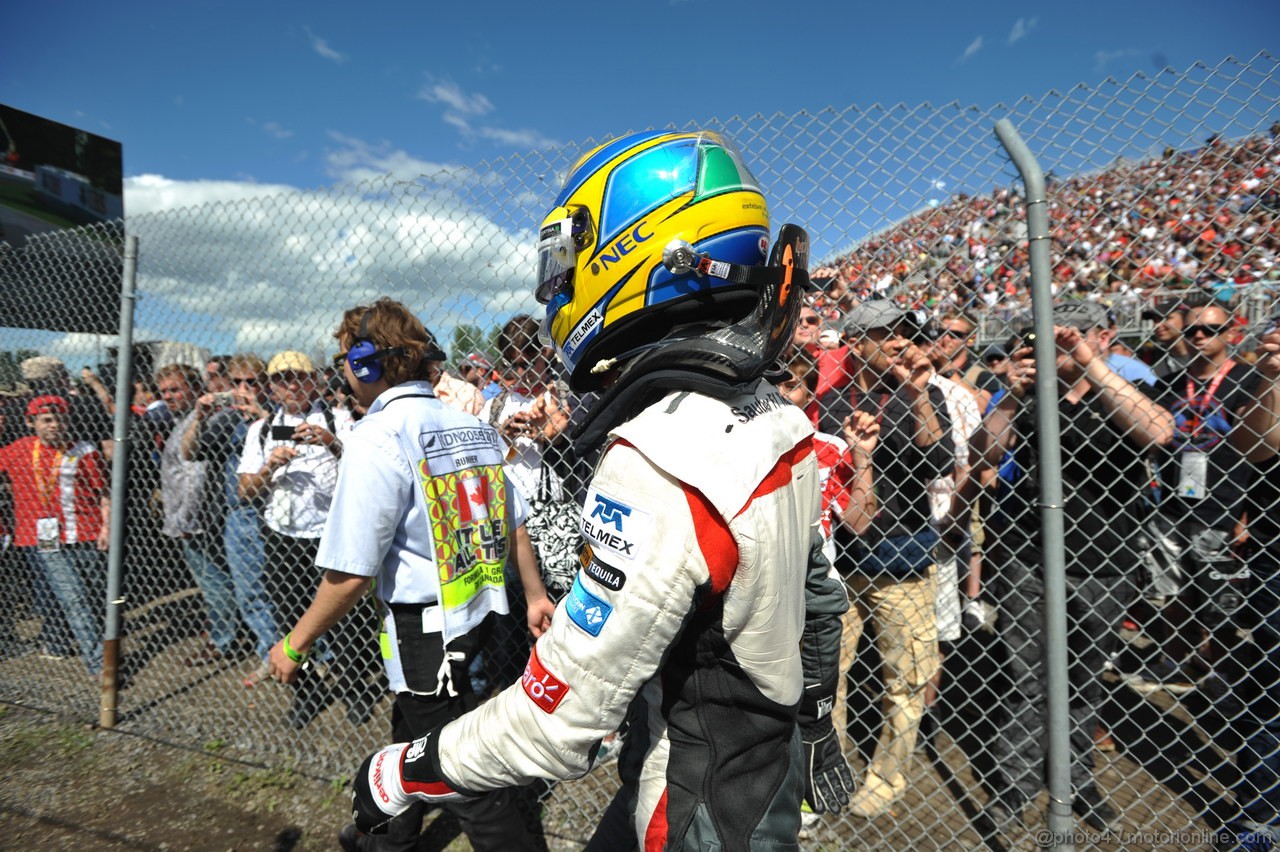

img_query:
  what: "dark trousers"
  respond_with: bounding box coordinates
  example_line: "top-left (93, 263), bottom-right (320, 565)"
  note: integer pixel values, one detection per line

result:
top-left (989, 557), bottom-right (1137, 800)
top-left (377, 689), bottom-right (544, 852)
top-left (263, 529), bottom-right (380, 715)
top-left (1235, 553), bottom-right (1280, 824)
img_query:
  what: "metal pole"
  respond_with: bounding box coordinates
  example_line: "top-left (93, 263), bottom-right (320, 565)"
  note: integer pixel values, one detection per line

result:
top-left (100, 233), bottom-right (139, 729)
top-left (994, 119), bottom-right (1075, 850)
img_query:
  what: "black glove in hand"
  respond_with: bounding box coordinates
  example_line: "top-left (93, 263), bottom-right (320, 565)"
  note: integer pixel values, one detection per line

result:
top-left (351, 731), bottom-right (463, 835)
top-left (802, 728), bottom-right (855, 813)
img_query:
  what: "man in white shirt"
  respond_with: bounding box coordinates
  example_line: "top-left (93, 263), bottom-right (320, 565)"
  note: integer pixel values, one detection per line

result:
top-left (238, 350), bottom-right (365, 728)
top-left (267, 299), bottom-right (543, 852)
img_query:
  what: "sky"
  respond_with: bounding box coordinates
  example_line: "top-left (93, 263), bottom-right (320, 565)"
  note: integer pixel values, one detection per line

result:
top-left (5, 1), bottom-right (1275, 194)
top-left (1, 0), bottom-right (1278, 368)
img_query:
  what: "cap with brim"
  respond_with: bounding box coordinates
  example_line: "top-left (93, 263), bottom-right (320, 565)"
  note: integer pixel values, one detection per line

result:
top-left (1141, 298), bottom-right (1186, 321)
top-left (20, 356), bottom-right (67, 382)
top-left (267, 351), bottom-right (316, 375)
top-left (842, 299), bottom-right (908, 336)
top-left (27, 394), bottom-right (69, 417)
top-left (1052, 301), bottom-right (1112, 331)
top-left (465, 352), bottom-right (493, 371)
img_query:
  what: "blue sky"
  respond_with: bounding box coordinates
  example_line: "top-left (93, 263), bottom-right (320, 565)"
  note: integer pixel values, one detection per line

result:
top-left (1, 1), bottom-right (1277, 369)
top-left (5, 1), bottom-right (1277, 192)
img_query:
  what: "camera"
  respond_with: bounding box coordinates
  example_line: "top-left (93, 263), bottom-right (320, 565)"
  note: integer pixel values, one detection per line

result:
top-left (1005, 326), bottom-right (1037, 356)
top-left (211, 391), bottom-right (235, 407)
top-left (270, 424), bottom-right (298, 442)
top-left (326, 371), bottom-right (350, 395)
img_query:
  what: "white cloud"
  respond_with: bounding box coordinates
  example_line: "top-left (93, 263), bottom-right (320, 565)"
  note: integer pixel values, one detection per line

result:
top-left (262, 121), bottom-right (294, 140)
top-left (477, 125), bottom-right (560, 149)
top-left (117, 170), bottom-right (541, 359)
top-left (416, 75), bottom-right (561, 152)
top-left (417, 78), bottom-right (494, 118)
top-left (304, 26), bottom-right (347, 63)
top-left (1094, 48), bottom-right (1143, 73)
top-left (1008, 17), bottom-right (1037, 44)
top-left (125, 174), bottom-right (297, 215)
top-left (323, 131), bottom-right (455, 184)
top-left (960, 36), bottom-right (983, 62)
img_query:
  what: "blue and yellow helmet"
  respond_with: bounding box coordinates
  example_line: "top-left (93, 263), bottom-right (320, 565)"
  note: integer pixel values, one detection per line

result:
top-left (535, 130), bottom-right (772, 390)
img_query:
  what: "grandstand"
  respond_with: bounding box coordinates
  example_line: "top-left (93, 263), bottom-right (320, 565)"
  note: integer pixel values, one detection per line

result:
top-left (810, 125), bottom-right (1279, 344)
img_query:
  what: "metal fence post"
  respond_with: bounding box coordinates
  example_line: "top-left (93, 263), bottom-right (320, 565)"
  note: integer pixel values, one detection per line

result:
top-left (100, 233), bottom-right (139, 729)
top-left (994, 118), bottom-right (1075, 849)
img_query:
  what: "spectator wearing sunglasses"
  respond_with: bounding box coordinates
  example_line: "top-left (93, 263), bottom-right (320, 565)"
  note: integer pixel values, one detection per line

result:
top-left (180, 354), bottom-right (279, 686)
top-left (817, 299), bottom-right (953, 818)
top-left (1142, 297), bottom-right (1195, 379)
top-left (155, 363), bottom-right (244, 668)
top-left (929, 312), bottom-right (978, 381)
top-left (238, 351), bottom-right (372, 728)
top-left (1139, 303), bottom-right (1264, 693)
top-left (793, 302), bottom-right (824, 358)
top-left (972, 308), bottom-right (1174, 833)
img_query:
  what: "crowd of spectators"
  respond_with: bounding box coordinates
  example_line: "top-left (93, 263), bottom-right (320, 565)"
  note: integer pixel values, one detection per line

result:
top-left (0, 122), bottom-right (1277, 845)
top-left (807, 125), bottom-right (1280, 329)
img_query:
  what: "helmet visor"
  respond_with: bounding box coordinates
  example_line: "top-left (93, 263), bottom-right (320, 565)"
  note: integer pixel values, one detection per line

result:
top-left (535, 218), bottom-right (576, 305)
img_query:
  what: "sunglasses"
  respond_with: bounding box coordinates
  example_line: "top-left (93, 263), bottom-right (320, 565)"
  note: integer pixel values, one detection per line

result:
top-left (798, 315), bottom-right (820, 327)
top-left (1183, 324), bottom-right (1230, 338)
top-left (938, 328), bottom-right (972, 340)
top-left (502, 356), bottom-right (545, 374)
top-left (231, 377), bottom-right (260, 387)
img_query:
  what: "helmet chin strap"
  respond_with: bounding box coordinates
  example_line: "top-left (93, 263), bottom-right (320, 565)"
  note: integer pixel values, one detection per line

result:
top-left (662, 239), bottom-right (795, 289)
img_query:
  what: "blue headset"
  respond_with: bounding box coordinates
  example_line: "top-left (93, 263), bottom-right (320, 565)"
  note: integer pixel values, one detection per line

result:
top-left (346, 311), bottom-right (405, 384)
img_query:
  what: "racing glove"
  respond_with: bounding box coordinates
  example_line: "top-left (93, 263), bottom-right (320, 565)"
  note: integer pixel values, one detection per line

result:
top-left (800, 725), bottom-right (855, 814)
top-left (351, 731), bottom-right (466, 834)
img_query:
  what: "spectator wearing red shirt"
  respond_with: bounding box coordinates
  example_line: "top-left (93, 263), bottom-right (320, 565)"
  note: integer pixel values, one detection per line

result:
top-left (0, 395), bottom-right (110, 676)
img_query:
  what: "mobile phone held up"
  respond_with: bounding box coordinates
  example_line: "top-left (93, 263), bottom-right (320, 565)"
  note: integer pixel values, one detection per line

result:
top-left (270, 424), bottom-right (297, 442)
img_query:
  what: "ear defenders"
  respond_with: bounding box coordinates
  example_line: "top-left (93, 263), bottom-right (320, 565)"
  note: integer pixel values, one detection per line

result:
top-left (346, 311), bottom-right (405, 384)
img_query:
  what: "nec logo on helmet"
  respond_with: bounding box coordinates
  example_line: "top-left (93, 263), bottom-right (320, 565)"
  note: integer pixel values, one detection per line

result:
top-left (590, 222), bottom-right (654, 276)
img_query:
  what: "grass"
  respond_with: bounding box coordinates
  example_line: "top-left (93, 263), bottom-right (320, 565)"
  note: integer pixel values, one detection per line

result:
top-left (0, 181), bottom-right (84, 230)
top-left (224, 763), bottom-right (302, 814)
top-left (0, 717), bottom-right (96, 765)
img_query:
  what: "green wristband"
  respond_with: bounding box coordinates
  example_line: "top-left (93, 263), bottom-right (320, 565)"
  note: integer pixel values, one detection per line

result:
top-left (282, 632), bottom-right (309, 663)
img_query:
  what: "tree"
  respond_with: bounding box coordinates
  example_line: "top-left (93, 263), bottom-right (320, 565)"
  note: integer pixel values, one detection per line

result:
top-left (0, 348), bottom-right (40, 388)
top-left (449, 323), bottom-right (496, 367)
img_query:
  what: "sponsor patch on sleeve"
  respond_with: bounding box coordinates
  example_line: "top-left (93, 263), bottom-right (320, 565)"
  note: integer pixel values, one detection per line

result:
top-left (580, 486), bottom-right (650, 563)
top-left (583, 557), bottom-right (626, 591)
top-left (521, 645), bottom-right (568, 714)
top-left (565, 574), bottom-right (613, 637)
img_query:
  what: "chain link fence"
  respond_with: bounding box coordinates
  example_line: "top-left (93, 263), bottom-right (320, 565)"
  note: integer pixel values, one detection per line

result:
top-left (1, 53), bottom-right (1278, 849)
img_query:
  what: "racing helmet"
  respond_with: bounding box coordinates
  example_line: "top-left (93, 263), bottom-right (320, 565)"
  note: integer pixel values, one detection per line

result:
top-left (536, 130), bottom-right (776, 391)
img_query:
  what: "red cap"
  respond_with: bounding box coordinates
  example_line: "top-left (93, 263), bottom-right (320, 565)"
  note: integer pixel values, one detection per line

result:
top-left (26, 395), bottom-right (69, 417)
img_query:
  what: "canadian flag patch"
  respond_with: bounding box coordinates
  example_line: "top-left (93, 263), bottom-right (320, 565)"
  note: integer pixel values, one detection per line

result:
top-left (521, 645), bottom-right (569, 714)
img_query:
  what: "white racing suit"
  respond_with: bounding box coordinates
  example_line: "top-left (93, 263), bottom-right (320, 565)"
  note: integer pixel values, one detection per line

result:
top-left (435, 380), bottom-right (843, 850)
